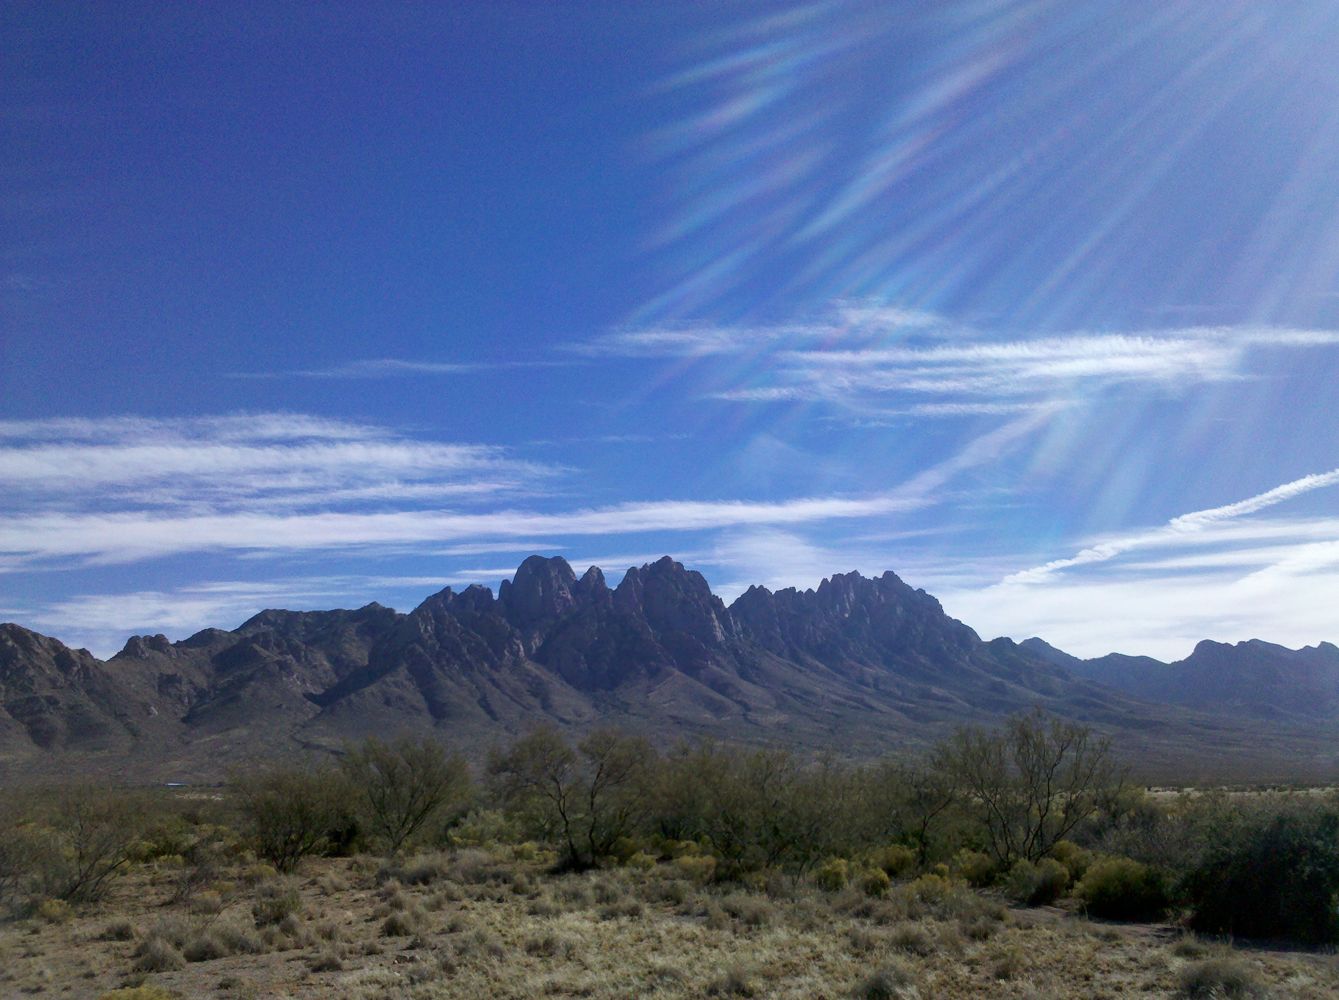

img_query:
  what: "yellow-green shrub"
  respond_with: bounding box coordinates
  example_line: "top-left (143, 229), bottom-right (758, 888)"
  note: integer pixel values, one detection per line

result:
top-left (1003, 858), bottom-right (1069, 906)
top-left (871, 844), bottom-right (916, 879)
top-left (951, 849), bottom-right (996, 887)
top-left (858, 867), bottom-right (892, 897)
top-left (1048, 840), bottom-right (1093, 882)
top-left (1077, 856), bottom-right (1168, 921)
top-left (814, 858), bottom-right (849, 891)
top-left (674, 854), bottom-right (717, 884)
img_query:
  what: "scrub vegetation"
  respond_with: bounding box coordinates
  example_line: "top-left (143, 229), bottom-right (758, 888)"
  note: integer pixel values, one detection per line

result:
top-left (2, 713), bottom-right (1337, 998)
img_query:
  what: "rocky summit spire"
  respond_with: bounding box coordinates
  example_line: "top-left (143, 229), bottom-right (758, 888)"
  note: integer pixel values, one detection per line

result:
top-left (498, 555), bottom-right (579, 626)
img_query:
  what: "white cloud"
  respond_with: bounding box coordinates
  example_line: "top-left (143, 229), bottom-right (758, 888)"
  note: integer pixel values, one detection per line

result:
top-left (935, 472), bottom-right (1339, 658)
top-left (0, 413), bottom-right (553, 516)
top-left (941, 564), bottom-right (1339, 662)
top-left (0, 493), bottom-right (932, 567)
top-left (571, 303), bottom-right (952, 359)
top-left (584, 315), bottom-right (1339, 415)
top-left (1004, 468), bottom-right (1339, 584)
top-left (230, 358), bottom-right (569, 379)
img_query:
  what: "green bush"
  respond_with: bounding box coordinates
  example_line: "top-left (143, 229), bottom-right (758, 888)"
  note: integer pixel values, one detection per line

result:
top-left (251, 880), bottom-right (301, 927)
top-left (951, 849), bottom-right (996, 888)
top-left (1003, 858), bottom-right (1068, 906)
top-left (1048, 839), bottom-right (1092, 882)
top-left (871, 844), bottom-right (916, 879)
top-left (230, 763), bottom-right (346, 873)
top-left (858, 867), bottom-right (892, 897)
top-left (814, 858), bottom-right (849, 891)
top-left (1076, 856), bottom-right (1168, 921)
top-left (1183, 808), bottom-right (1339, 944)
top-left (675, 854), bottom-right (717, 884)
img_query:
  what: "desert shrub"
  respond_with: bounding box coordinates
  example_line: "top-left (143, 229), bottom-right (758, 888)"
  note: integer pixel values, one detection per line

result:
top-left (858, 866), bottom-right (892, 897)
top-left (990, 943), bottom-right (1026, 980)
top-left (814, 858), bottom-right (850, 891)
top-left (899, 874), bottom-right (1005, 925)
top-left (382, 907), bottom-right (424, 936)
top-left (525, 931), bottom-right (576, 957)
top-left (448, 809), bottom-right (522, 848)
top-left (98, 989), bottom-right (175, 1000)
top-left (721, 892), bottom-right (773, 928)
top-left (183, 930), bottom-right (230, 963)
top-left (1171, 935), bottom-right (1210, 959)
top-left (489, 726), bottom-right (654, 871)
top-left (100, 918), bottom-right (137, 941)
top-left (252, 880), bottom-right (301, 927)
top-left (36, 897), bottom-right (73, 923)
top-left (230, 762), bottom-right (346, 873)
top-left (1183, 807), bottom-right (1339, 943)
top-left (888, 922), bottom-right (935, 956)
top-left (188, 889), bottom-right (223, 914)
top-left (599, 896), bottom-right (645, 920)
top-left (1048, 839), bottom-right (1093, 881)
top-left (1077, 856), bottom-right (1168, 921)
top-left (384, 852), bottom-right (449, 886)
top-left (935, 710), bottom-right (1122, 866)
top-left (855, 959), bottom-right (921, 1000)
top-left (958, 912), bottom-right (1000, 941)
top-left (950, 849), bottom-right (996, 887)
top-left (1003, 857), bottom-right (1069, 906)
top-left (675, 854), bottom-right (717, 884)
top-left (1177, 957), bottom-right (1264, 998)
top-left (707, 965), bottom-right (757, 996)
top-left (309, 948), bottom-right (344, 972)
top-left (132, 933), bottom-right (186, 972)
top-left (643, 877), bottom-right (692, 906)
top-left (241, 862), bottom-right (278, 883)
top-left (4, 787), bottom-right (144, 905)
top-left (341, 735), bottom-right (474, 856)
top-left (625, 851), bottom-right (657, 871)
top-left (871, 844), bottom-right (917, 878)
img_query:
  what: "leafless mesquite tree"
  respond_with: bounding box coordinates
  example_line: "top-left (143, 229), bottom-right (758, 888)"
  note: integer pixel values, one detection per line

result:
top-left (487, 725), bottom-right (651, 870)
top-left (936, 708), bottom-right (1123, 866)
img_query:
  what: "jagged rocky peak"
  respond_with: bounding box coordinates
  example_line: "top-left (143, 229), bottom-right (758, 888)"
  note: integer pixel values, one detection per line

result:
top-left (575, 565), bottom-right (609, 600)
top-left (450, 583), bottom-right (497, 614)
top-left (499, 555), bottom-right (579, 625)
top-left (115, 633), bottom-right (174, 659)
top-left (615, 556), bottom-right (735, 640)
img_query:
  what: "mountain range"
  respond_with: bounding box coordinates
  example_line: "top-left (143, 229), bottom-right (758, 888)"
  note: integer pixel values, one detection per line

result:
top-left (2, 556), bottom-right (1336, 782)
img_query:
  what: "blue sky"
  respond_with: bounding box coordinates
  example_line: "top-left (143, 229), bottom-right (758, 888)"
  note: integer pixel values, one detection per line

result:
top-left (4, 1), bottom-right (1339, 660)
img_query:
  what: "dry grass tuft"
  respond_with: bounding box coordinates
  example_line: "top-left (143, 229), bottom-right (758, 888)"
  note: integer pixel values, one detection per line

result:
top-left (131, 933), bottom-right (185, 972)
top-left (855, 960), bottom-right (922, 1000)
top-left (707, 964), bottom-right (758, 996)
top-left (1178, 957), bottom-right (1266, 998)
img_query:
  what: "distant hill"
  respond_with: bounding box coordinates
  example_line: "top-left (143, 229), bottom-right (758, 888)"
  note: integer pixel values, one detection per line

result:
top-left (2, 556), bottom-right (1336, 782)
top-left (1022, 635), bottom-right (1339, 721)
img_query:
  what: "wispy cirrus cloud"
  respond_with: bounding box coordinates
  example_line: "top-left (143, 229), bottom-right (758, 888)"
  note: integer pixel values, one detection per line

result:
top-left (0, 494), bottom-right (929, 568)
top-left (230, 358), bottom-right (569, 379)
top-left (571, 302), bottom-right (947, 358)
top-left (932, 472), bottom-right (1339, 659)
top-left (0, 412), bottom-right (552, 516)
top-left (1004, 468), bottom-right (1339, 584)
top-left (574, 307), bottom-right (1339, 417)
top-left (0, 408), bottom-right (1042, 571)
top-left (726, 326), bottom-right (1339, 407)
